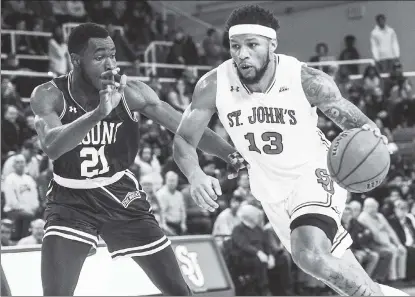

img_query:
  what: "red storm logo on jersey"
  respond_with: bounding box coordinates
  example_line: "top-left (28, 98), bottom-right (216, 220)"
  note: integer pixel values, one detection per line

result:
top-left (121, 191), bottom-right (141, 208)
top-left (175, 245), bottom-right (205, 288)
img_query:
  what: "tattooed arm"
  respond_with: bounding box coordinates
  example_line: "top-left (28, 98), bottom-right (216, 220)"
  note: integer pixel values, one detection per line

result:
top-left (301, 65), bottom-right (377, 130)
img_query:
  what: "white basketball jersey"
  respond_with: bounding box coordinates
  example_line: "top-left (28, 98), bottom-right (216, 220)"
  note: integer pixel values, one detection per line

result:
top-left (215, 54), bottom-right (331, 201)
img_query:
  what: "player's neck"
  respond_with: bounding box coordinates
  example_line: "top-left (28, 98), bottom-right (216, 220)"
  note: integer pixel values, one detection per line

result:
top-left (70, 70), bottom-right (100, 110)
top-left (245, 56), bottom-right (277, 93)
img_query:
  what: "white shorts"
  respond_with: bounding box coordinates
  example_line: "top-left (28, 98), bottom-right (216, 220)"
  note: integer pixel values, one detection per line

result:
top-left (255, 165), bottom-right (353, 259)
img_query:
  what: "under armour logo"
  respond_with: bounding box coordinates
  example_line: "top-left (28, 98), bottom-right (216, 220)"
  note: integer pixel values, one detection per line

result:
top-left (279, 86), bottom-right (289, 93)
top-left (230, 86), bottom-right (240, 92)
top-left (69, 106), bottom-right (77, 113)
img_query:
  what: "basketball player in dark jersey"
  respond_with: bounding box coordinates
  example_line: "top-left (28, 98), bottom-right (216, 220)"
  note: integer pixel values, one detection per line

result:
top-left (30, 23), bottom-right (242, 295)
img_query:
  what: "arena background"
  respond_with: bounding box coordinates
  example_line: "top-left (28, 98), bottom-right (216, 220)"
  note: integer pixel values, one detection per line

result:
top-left (1, 0), bottom-right (415, 296)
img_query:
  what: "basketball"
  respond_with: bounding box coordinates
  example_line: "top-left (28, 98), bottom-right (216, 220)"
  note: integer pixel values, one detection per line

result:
top-left (327, 128), bottom-right (390, 193)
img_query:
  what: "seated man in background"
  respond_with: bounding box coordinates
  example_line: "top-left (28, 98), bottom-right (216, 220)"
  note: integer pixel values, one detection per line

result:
top-left (0, 219), bottom-right (15, 246)
top-left (358, 198), bottom-right (407, 282)
top-left (230, 204), bottom-right (272, 296)
top-left (17, 219), bottom-right (45, 245)
top-left (341, 204), bottom-right (382, 279)
top-left (348, 200), bottom-right (393, 283)
top-left (264, 222), bottom-right (294, 296)
top-left (387, 199), bottom-right (415, 280)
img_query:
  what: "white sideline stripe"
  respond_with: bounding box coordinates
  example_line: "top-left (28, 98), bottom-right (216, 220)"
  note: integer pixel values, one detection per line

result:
top-left (112, 240), bottom-right (171, 259)
top-left (45, 226), bottom-right (98, 243)
top-left (125, 171), bottom-right (139, 190)
top-left (99, 185), bottom-right (123, 205)
top-left (110, 235), bottom-right (168, 256)
top-left (44, 232), bottom-right (97, 248)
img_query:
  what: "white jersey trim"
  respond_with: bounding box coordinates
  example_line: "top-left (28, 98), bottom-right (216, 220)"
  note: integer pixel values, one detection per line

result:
top-left (53, 171), bottom-right (125, 189)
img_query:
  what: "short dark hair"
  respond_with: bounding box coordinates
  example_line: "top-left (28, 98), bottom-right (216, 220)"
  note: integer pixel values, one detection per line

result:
top-left (375, 14), bottom-right (386, 22)
top-left (225, 5), bottom-right (280, 34)
top-left (67, 23), bottom-right (109, 54)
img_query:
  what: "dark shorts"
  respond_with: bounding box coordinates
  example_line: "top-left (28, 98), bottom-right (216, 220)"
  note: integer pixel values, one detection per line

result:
top-left (44, 170), bottom-right (170, 259)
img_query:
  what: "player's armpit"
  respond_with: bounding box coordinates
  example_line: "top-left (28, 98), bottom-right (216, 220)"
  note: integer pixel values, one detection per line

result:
top-left (300, 65), bottom-right (376, 131)
top-left (31, 83), bottom-right (102, 160)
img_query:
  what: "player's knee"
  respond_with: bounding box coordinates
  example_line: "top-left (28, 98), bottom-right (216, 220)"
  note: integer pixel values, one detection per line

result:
top-left (290, 214), bottom-right (338, 278)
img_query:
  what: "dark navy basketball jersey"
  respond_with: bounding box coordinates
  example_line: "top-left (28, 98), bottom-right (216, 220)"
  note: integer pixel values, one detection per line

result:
top-left (51, 72), bottom-right (140, 180)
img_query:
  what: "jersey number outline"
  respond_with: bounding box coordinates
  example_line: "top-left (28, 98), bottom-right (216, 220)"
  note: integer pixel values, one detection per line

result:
top-left (80, 146), bottom-right (110, 178)
top-left (244, 132), bottom-right (284, 155)
top-left (315, 168), bottom-right (335, 195)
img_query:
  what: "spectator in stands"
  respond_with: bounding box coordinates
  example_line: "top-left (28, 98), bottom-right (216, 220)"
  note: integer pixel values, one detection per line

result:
top-left (182, 67), bottom-right (198, 92)
top-left (387, 199), bottom-right (415, 280)
top-left (339, 35), bottom-right (360, 75)
top-left (0, 219), bottom-right (15, 246)
top-left (385, 62), bottom-right (414, 128)
top-left (148, 74), bottom-right (165, 99)
top-left (156, 171), bottom-right (187, 235)
top-left (106, 22), bottom-right (136, 62)
top-left (1, 78), bottom-right (23, 111)
top-left (309, 42), bottom-right (334, 74)
top-left (212, 194), bottom-right (243, 236)
top-left (2, 140), bottom-right (40, 182)
top-left (234, 171), bottom-right (255, 204)
top-left (166, 78), bottom-right (191, 112)
top-left (335, 66), bottom-right (354, 98)
top-left (230, 204), bottom-right (271, 295)
top-left (48, 25), bottom-right (71, 76)
top-left (134, 145), bottom-right (163, 191)
top-left (167, 28), bottom-right (199, 77)
top-left (202, 28), bottom-right (224, 67)
top-left (182, 183), bottom-right (212, 235)
top-left (30, 18), bottom-right (48, 55)
top-left (264, 223), bottom-right (294, 296)
top-left (341, 204), bottom-right (381, 278)
top-left (17, 219), bottom-right (45, 245)
top-left (66, 0), bottom-right (87, 23)
top-left (362, 65), bottom-right (384, 98)
top-left (3, 154), bottom-right (39, 241)
top-left (371, 14), bottom-right (400, 73)
top-left (358, 198), bottom-right (407, 282)
top-left (1, 105), bottom-right (23, 162)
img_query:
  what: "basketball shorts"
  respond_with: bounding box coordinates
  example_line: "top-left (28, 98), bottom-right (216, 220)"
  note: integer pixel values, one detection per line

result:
top-left (255, 164), bottom-right (353, 259)
top-left (43, 170), bottom-right (170, 259)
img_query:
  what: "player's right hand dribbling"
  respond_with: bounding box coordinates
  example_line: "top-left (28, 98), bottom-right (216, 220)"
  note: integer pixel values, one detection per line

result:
top-left (188, 170), bottom-right (221, 212)
top-left (96, 68), bottom-right (127, 118)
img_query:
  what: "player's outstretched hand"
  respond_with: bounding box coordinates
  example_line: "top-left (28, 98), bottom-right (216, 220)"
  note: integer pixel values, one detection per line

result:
top-left (227, 151), bottom-right (249, 179)
top-left (361, 124), bottom-right (388, 145)
top-left (189, 170), bottom-right (221, 212)
top-left (97, 68), bottom-right (127, 118)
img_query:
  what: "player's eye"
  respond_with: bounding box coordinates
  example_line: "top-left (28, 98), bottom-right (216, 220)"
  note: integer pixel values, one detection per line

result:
top-left (95, 56), bottom-right (104, 61)
top-left (248, 43), bottom-right (258, 48)
top-left (231, 44), bottom-right (240, 50)
top-left (110, 54), bottom-right (116, 59)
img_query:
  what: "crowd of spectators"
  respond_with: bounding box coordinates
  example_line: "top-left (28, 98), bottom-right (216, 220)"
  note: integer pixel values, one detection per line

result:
top-left (1, 1), bottom-right (415, 295)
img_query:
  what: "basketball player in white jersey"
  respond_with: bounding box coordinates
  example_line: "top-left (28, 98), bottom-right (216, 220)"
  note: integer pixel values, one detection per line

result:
top-left (173, 5), bottom-right (408, 297)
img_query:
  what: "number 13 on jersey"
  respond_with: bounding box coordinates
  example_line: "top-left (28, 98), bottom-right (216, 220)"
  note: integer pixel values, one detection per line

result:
top-left (244, 132), bottom-right (284, 155)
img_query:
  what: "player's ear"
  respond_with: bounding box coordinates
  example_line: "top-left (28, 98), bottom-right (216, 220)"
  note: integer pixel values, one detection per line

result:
top-left (70, 53), bottom-right (81, 67)
top-left (269, 38), bottom-right (278, 53)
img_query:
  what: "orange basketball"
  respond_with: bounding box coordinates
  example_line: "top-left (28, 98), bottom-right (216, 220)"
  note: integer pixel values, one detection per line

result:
top-left (327, 128), bottom-right (390, 193)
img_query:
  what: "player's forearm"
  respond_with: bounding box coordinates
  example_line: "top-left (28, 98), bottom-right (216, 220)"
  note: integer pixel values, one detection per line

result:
top-left (173, 135), bottom-right (205, 180)
top-left (198, 129), bottom-right (236, 162)
top-left (320, 98), bottom-right (377, 131)
top-left (40, 110), bottom-right (103, 160)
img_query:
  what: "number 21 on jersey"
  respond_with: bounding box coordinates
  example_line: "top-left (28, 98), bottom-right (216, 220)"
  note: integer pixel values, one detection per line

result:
top-left (80, 145), bottom-right (109, 177)
top-left (244, 132), bottom-right (284, 155)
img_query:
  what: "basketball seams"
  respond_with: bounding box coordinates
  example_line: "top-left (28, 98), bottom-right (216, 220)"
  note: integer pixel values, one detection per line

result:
top-left (339, 138), bottom-right (382, 184)
top-left (334, 129), bottom-right (364, 177)
top-left (346, 159), bottom-right (390, 187)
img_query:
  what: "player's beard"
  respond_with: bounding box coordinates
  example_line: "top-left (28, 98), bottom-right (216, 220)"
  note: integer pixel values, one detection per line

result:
top-left (237, 54), bottom-right (271, 85)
